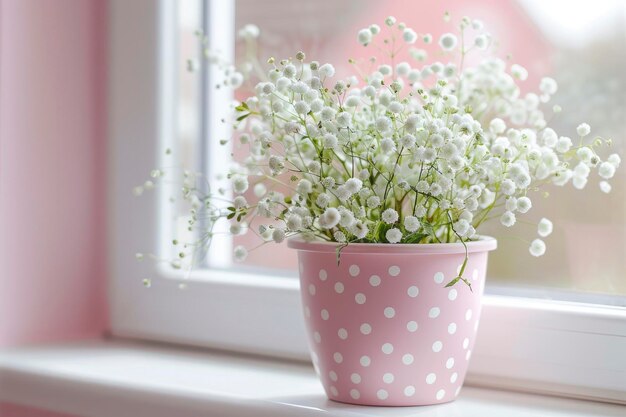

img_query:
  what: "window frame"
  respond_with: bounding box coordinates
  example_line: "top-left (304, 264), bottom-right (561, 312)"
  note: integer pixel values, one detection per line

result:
top-left (108, 0), bottom-right (626, 403)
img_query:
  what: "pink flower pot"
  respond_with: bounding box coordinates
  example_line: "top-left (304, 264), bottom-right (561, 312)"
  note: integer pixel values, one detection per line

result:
top-left (288, 237), bottom-right (497, 406)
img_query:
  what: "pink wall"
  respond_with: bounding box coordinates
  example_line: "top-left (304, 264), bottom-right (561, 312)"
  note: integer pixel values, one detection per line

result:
top-left (0, 0), bottom-right (108, 413)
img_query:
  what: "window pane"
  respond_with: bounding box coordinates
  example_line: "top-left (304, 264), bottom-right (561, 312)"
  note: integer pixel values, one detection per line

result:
top-left (191, 0), bottom-right (625, 302)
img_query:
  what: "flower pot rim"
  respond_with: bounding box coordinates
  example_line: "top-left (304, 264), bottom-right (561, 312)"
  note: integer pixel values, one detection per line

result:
top-left (287, 235), bottom-right (497, 255)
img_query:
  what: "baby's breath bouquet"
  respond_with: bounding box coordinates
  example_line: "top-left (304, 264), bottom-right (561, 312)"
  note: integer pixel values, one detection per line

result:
top-left (141, 16), bottom-right (620, 287)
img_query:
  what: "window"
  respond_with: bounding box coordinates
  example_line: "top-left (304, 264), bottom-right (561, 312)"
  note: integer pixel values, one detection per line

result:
top-left (109, 0), bottom-right (626, 403)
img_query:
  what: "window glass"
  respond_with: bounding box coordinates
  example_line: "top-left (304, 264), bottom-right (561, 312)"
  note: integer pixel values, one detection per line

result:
top-left (179, 0), bottom-right (625, 301)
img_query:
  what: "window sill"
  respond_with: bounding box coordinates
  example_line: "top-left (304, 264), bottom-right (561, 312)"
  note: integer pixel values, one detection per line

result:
top-left (0, 339), bottom-right (622, 417)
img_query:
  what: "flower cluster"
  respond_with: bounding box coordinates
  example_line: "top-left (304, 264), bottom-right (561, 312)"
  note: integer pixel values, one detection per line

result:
top-left (139, 16), bottom-right (619, 285)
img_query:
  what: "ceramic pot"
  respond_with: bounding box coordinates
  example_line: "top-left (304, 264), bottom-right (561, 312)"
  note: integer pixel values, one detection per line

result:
top-left (287, 237), bottom-right (497, 406)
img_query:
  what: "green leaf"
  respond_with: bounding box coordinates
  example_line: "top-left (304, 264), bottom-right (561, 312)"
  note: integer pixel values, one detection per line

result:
top-left (226, 212), bottom-right (235, 220)
top-left (236, 113), bottom-right (250, 121)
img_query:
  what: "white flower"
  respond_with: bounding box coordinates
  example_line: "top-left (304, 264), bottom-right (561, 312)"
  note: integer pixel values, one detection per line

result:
top-left (294, 100), bottom-right (310, 114)
top-left (500, 179), bottom-right (516, 196)
top-left (539, 77), bottom-right (558, 95)
top-left (598, 161), bottom-right (616, 179)
top-left (403, 28), bottom-right (417, 44)
top-left (286, 214), bottom-right (303, 231)
top-left (369, 24), bottom-right (381, 35)
top-left (320, 207), bottom-right (340, 229)
top-left (233, 196), bottom-right (247, 209)
top-left (323, 133), bottom-right (338, 149)
top-left (334, 230), bottom-right (347, 242)
top-left (516, 196), bottom-right (532, 213)
top-left (358, 29), bottom-right (372, 46)
top-left (573, 176), bottom-right (588, 190)
top-left (608, 153), bottom-right (621, 168)
top-left (367, 195), bottom-right (381, 208)
top-left (296, 179), bottom-right (313, 195)
top-left (500, 211), bottom-right (516, 227)
top-left (339, 208), bottom-right (355, 227)
top-left (505, 197), bottom-right (517, 212)
top-left (537, 218), bottom-right (553, 237)
top-left (384, 16), bottom-right (396, 26)
top-left (350, 221), bottom-right (369, 239)
top-left (555, 136), bottom-right (572, 153)
top-left (599, 181), bottom-right (612, 193)
top-left (404, 216), bottom-right (421, 232)
top-left (238, 24), bottom-right (259, 39)
top-left (386, 228), bottom-right (403, 243)
top-left (474, 34), bottom-right (489, 50)
top-left (576, 123), bottom-right (591, 137)
top-left (511, 64), bottom-right (528, 81)
top-left (272, 228), bottom-right (286, 243)
top-left (382, 208), bottom-right (399, 224)
top-left (345, 178), bottom-right (363, 194)
top-left (316, 193), bottom-right (331, 208)
top-left (489, 118), bottom-right (506, 134)
top-left (319, 63), bottom-right (335, 78)
top-left (380, 138), bottom-right (396, 153)
top-left (375, 116), bottom-right (393, 133)
top-left (439, 33), bottom-right (458, 50)
top-left (529, 239), bottom-right (546, 257)
top-left (345, 95), bottom-right (360, 107)
top-left (234, 245), bottom-right (248, 261)
top-left (232, 176), bottom-right (249, 194)
top-left (453, 219), bottom-right (470, 236)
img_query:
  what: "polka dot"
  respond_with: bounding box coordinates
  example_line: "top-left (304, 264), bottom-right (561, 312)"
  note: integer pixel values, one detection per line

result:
top-left (308, 284), bottom-right (316, 295)
top-left (448, 322), bottom-right (457, 334)
top-left (351, 373), bottom-right (362, 384)
top-left (383, 373), bottom-right (394, 384)
top-left (369, 275), bottom-right (381, 287)
top-left (448, 289), bottom-right (458, 301)
top-left (329, 371), bottom-right (338, 381)
top-left (407, 286), bottom-right (419, 297)
top-left (428, 307), bottom-right (440, 318)
top-left (436, 389), bottom-right (445, 400)
top-left (472, 269), bottom-right (479, 281)
top-left (455, 386), bottom-right (462, 397)
top-left (334, 282), bottom-right (344, 294)
top-left (406, 321), bottom-right (418, 332)
top-left (319, 269), bottom-right (328, 281)
top-left (402, 354), bottom-right (414, 365)
top-left (330, 386), bottom-right (339, 396)
top-left (388, 265), bottom-right (400, 276)
top-left (349, 265), bottom-right (360, 277)
top-left (360, 355), bottom-right (371, 367)
top-left (338, 328), bottom-right (348, 340)
top-left (304, 306), bottom-right (311, 318)
top-left (450, 372), bottom-right (458, 383)
top-left (360, 323), bottom-right (372, 335)
top-left (463, 338), bottom-right (469, 349)
top-left (384, 307), bottom-right (396, 318)
top-left (466, 349), bottom-right (472, 360)
top-left (465, 309), bottom-right (473, 320)
top-left (321, 309), bottom-right (330, 320)
top-left (426, 373), bottom-right (437, 384)
top-left (446, 357), bottom-right (455, 369)
top-left (377, 389), bottom-right (388, 400)
top-left (433, 272), bottom-right (444, 284)
top-left (404, 385), bottom-right (416, 397)
top-left (432, 341), bottom-right (443, 352)
top-left (382, 343), bottom-right (394, 354)
top-left (313, 331), bottom-right (321, 343)
top-left (350, 389), bottom-right (360, 399)
top-left (333, 352), bottom-right (343, 363)
top-left (354, 293), bottom-right (366, 304)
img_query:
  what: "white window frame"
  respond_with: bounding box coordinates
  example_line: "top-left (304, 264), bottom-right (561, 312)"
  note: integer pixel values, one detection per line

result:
top-left (108, 0), bottom-right (626, 404)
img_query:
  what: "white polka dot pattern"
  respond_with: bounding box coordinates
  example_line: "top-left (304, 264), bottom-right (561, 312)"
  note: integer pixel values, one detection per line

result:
top-left (296, 246), bottom-right (490, 405)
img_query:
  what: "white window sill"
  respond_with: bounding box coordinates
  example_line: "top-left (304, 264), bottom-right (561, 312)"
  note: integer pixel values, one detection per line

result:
top-left (0, 339), bottom-right (622, 417)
